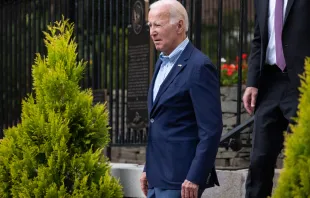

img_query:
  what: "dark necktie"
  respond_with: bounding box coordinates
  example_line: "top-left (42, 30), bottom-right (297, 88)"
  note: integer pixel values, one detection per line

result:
top-left (274, 0), bottom-right (286, 71)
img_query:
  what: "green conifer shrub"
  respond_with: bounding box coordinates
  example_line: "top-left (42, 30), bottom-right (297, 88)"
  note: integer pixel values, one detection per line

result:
top-left (272, 58), bottom-right (310, 198)
top-left (0, 18), bottom-right (123, 197)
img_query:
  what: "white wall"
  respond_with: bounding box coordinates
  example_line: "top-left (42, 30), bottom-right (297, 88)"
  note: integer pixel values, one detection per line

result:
top-left (110, 163), bottom-right (280, 198)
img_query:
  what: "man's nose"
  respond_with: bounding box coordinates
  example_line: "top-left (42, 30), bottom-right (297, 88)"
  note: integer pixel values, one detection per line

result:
top-left (150, 27), bottom-right (156, 37)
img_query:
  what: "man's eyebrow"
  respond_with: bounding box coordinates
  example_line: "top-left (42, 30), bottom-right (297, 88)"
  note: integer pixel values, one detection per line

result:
top-left (147, 21), bottom-right (157, 26)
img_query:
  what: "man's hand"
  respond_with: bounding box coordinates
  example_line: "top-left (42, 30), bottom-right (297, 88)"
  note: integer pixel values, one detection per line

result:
top-left (181, 180), bottom-right (199, 198)
top-left (242, 87), bottom-right (258, 115)
top-left (140, 172), bottom-right (148, 196)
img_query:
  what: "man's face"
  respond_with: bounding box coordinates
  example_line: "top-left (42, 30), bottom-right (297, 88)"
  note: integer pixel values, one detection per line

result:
top-left (148, 7), bottom-right (178, 55)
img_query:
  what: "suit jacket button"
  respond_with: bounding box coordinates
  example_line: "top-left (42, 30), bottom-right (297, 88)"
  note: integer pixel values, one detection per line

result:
top-left (150, 118), bottom-right (154, 123)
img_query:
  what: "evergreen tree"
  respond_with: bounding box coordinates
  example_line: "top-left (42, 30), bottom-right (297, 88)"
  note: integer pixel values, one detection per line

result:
top-left (273, 58), bottom-right (310, 198)
top-left (0, 18), bottom-right (123, 197)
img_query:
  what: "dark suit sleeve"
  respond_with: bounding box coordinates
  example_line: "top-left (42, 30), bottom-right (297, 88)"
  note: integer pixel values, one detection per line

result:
top-left (246, 9), bottom-right (262, 88)
top-left (186, 60), bottom-right (223, 185)
top-left (143, 162), bottom-right (146, 172)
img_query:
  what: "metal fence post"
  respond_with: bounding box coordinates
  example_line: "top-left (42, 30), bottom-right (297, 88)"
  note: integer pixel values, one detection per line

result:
top-left (194, 0), bottom-right (202, 50)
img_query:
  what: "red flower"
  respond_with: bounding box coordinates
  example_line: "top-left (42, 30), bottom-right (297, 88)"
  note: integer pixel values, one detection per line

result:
top-left (228, 64), bottom-right (237, 71)
top-left (225, 64), bottom-right (236, 76)
top-left (221, 64), bottom-right (229, 70)
top-left (236, 53), bottom-right (248, 62)
top-left (242, 53), bottom-right (247, 60)
top-left (227, 69), bottom-right (234, 76)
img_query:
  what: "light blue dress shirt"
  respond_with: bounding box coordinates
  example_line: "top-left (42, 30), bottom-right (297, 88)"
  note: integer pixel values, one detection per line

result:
top-left (153, 38), bottom-right (189, 102)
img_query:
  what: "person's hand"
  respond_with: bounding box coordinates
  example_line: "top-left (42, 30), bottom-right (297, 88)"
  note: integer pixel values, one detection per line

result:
top-left (242, 87), bottom-right (258, 115)
top-left (140, 172), bottom-right (148, 196)
top-left (181, 180), bottom-right (199, 198)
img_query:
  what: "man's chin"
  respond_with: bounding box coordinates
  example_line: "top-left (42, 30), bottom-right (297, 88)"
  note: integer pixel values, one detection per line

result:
top-left (154, 46), bottom-right (162, 51)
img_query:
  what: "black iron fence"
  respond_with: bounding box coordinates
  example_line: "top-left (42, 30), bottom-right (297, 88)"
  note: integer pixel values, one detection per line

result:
top-left (0, 0), bottom-right (254, 156)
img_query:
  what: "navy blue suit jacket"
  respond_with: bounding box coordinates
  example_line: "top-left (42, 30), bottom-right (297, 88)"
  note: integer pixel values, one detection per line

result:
top-left (144, 42), bottom-right (223, 190)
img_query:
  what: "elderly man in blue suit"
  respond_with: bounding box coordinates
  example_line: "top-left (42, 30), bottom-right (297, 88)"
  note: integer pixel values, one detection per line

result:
top-left (139, 1), bottom-right (223, 198)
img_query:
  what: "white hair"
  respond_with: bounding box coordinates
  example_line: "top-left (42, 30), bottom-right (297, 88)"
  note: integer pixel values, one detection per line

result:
top-left (149, 0), bottom-right (189, 32)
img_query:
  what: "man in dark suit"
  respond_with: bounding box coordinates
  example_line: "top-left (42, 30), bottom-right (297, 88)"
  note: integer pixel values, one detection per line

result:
top-left (243, 0), bottom-right (310, 197)
top-left (139, 0), bottom-right (223, 197)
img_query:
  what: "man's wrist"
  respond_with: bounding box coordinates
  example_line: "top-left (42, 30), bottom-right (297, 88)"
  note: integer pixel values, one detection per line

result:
top-left (184, 179), bottom-right (199, 186)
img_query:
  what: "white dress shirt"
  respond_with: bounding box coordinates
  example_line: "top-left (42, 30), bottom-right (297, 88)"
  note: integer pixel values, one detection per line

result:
top-left (265, 0), bottom-right (288, 65)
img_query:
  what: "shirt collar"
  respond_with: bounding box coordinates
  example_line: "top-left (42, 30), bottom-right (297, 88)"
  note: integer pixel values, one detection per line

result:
top-left (159, 38), bottom-right (189, 63)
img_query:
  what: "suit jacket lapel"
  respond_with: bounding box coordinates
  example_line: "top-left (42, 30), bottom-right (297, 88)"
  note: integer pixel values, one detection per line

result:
top-left (148, 59), bottom-right (162, 113)
top-left (284, 0), bottom-right (295, 24)
top-left (150, 43), bottom-right (194, 117)
top-left (257, 0), bottom-right (269, 39)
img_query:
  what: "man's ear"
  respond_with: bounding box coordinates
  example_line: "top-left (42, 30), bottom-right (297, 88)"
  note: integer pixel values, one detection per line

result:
top-left (176, 20), bottom-right (185, 34)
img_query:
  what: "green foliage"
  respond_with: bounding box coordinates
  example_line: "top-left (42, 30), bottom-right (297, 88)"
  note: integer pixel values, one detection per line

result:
top-left (272, 58), bottom-right (310, 198)
top-left (0, 17), bottom-right (123, 197)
